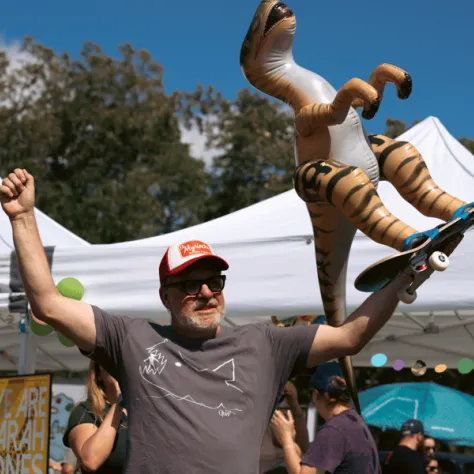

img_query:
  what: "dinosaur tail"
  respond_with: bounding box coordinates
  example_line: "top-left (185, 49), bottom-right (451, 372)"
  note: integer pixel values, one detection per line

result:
top-left (307, 202), bottom-right (361, 413)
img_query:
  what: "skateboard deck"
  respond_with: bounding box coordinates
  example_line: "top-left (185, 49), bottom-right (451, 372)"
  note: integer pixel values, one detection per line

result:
top-left (355, 208), bottom-right (474, 295)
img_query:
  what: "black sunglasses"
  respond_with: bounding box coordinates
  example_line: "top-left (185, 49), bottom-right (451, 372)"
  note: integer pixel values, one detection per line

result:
top-left (164, 275), bottom-right (226, 296)
top-left (427, 467), bottom-right (438, 472)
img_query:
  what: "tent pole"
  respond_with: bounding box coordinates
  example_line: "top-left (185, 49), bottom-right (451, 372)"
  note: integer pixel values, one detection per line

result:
top-left (17, 316), bottom-right (38, 375)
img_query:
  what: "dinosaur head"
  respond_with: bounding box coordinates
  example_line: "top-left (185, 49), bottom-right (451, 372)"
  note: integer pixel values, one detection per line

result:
top-left (240, 0), bottom-right (296, 74)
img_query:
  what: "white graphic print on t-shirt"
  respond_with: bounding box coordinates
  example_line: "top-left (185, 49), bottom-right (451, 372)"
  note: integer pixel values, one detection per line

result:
top-left (138, 338), bottom-right (245, 417)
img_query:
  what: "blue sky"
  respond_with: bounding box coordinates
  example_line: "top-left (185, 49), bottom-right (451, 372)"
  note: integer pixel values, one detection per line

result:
top-left (2, 0), bottom-right (472, 140)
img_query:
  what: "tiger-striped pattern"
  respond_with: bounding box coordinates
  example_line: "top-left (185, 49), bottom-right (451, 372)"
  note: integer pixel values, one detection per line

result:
top-left (240, 0), bottom-right (468, 413)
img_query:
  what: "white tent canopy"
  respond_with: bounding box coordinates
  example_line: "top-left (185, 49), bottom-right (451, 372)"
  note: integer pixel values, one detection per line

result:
top-left (1, 116), bottom-right (473, 372)
top-left (0, 198), bottom-right (90, 253)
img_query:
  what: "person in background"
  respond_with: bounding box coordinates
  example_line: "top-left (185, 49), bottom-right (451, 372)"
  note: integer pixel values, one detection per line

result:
top-left (270, 361), bottom-right (381, 474)
top-left (49, 461), bottom-right (76, 474)
top-left (383, 419), bottom-right (426, 474)
top-left (60, 463), bottom-right (75, 474)
top-left (260, 380), bottom-right (309, 473)
top-left (424, 437), bottom-right (436, 459)
top-left (425, 457), bottom-right (439, 474)
top-left (63, 361), bottom-right (127, 473)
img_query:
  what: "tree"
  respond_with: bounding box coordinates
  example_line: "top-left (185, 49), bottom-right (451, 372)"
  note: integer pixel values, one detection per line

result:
top-left (459, 137), bottom-right (474, 154)
top-left (0, 38), bottom-right (212, 243)
top-left (383, 118), bottom-right (409, 139)
top-left (203, 89), bottom-right (295, 220)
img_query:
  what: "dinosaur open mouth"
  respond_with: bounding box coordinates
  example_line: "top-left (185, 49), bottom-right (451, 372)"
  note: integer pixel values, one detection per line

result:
top-left (264, 2), bottom-right (294, 37)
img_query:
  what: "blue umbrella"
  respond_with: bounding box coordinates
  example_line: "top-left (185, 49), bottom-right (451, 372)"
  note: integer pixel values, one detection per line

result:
top-left (360, 382), bottom-right (474, 447)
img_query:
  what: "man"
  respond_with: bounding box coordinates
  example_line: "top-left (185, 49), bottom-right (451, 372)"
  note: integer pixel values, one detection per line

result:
top-left (383, 419), bottom-right (426, 474)
top-left (270, 361), bottom-right (381, 473)
top-left (1, 169), bottom-right (412, 474)
top-left (424, 436), bottom-right (436, 459)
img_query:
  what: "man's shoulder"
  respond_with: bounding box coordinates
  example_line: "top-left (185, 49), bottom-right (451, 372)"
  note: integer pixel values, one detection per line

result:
top-left (218, 321), bottom-right (269, 340)
top-left (224, 320), bottom-right (292, 338)
top-left (92, 305), bottom-right (152, 327)
top-left (388, 445), bottom-right (422, 462)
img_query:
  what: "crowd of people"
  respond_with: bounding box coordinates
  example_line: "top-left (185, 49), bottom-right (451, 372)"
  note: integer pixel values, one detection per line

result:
top-left (50, 359), bottom-right (444, 473)
top-left (0, 169), bottom-right (453, 474)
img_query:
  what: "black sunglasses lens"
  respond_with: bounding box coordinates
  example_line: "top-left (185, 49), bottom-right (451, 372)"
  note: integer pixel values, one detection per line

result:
top-left (208, 276), bottom-right (224, 292)
top-left (182, 276), bottom-right (224, 295)
top-left (183, 281), bottom-right (201, 295)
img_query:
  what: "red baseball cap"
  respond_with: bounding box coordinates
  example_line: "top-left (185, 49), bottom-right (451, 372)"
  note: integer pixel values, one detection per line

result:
top-left (159, 239), bottom-right (229, 284)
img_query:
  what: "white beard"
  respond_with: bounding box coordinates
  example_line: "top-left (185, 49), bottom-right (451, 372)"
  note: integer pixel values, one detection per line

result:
top-left (175, 306), bottom-right (225, 333)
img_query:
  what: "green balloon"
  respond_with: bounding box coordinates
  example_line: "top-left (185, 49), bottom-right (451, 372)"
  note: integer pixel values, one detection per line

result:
top-left (56, 277), bottom-right (85, 301)
top-left (30, 318), bottom-right (54, 337)
top-left (57, 332), bottom-right (75, 347)
top-left (458, 358), bottom-right (473, 375)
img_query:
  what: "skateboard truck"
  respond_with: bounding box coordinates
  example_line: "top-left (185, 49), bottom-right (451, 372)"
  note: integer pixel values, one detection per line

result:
top-left (397, 250), bottom-right (449, 304)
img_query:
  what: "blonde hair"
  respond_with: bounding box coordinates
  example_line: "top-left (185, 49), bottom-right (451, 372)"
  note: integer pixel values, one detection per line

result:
top-left (86, 361), bottom-right (108, 422)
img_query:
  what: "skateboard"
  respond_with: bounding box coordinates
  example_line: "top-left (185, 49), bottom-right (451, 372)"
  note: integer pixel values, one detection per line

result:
top-left (354, 208), bottom-right (474, 304)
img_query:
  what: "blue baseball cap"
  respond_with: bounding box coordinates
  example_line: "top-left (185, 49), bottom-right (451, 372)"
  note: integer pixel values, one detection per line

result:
top-left (401, 419), bottom-right (424, 435)
top-left (309, 362), bottom-right (347, 395)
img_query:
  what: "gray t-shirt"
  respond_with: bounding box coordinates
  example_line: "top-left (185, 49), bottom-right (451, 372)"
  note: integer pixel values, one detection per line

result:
top-left (301, 409), bottom-right (381, 474)
top-left (81, 305), bottom-right (318, 474)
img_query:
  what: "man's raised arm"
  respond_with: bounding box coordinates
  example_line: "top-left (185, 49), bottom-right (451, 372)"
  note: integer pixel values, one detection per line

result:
top-left (306, 272), bottom-right (412, 367)
top-left (1, 169), bottom-right (96, 353)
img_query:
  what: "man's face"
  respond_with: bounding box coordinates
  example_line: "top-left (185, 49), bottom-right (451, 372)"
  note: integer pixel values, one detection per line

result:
top-left (160, 260), bottom-right (225, 334)
top-left (416, 432), bottom-right (425, 451)
top-left (424, 437), bottom-right (435, 457)
top-left (62, 465), bottom-right (74, 474)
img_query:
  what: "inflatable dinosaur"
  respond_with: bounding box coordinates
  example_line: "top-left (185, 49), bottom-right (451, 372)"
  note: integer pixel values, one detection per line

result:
top-left (240, 0), bottom-right (471, 413)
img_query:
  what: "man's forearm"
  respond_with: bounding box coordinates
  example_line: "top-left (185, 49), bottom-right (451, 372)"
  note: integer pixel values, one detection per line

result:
top-left (11, 212), bottom-right (59, 318)
top-left (343, 273), bottom-right (412, 352)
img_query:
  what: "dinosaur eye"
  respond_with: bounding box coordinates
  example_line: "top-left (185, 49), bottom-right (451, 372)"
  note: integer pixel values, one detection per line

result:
top-left (264, 2), bottom-right (294, 36)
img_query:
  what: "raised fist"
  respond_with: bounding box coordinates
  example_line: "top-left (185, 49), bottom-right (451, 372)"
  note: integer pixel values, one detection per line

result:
top-left (0, 169), bottom-right (35, 220)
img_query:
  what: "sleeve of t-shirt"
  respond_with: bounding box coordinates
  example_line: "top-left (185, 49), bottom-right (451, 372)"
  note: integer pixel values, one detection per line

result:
top-left (301, 425), bottom-right (347, 473)
top-left (264, 323), bottom-right (319, 382)
top-left (79, 305), bottom-right (135, 381)
top-left (63, 402), bottom-right (99, 448)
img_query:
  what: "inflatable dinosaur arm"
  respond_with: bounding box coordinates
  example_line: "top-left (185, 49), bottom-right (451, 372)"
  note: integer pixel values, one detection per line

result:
top-left (295, 78), bottom-right (380, 137)
top-left (351, 63), bottom-right (412, 110)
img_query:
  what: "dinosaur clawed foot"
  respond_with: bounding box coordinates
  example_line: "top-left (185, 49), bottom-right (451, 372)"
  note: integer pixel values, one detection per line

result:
top-left (397, 73), bottom-right (412, 100)
top-left (361, 96), bottom-right (381, 120)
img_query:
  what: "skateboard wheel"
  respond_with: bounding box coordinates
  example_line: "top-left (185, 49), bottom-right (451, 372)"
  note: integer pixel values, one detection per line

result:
top-left (398, 287), bottom-right (417, 304)
top-left (429, 251), bottom-right (449, 272)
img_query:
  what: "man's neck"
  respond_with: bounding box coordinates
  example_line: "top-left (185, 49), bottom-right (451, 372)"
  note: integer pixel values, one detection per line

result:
top-left (170, 322), bottom-right (221, 340)
top-left (399, 438), bottom-right (418, 451)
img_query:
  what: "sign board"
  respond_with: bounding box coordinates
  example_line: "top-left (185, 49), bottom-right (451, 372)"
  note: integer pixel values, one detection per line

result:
top-left (0, 373), bottom-right (52, 473)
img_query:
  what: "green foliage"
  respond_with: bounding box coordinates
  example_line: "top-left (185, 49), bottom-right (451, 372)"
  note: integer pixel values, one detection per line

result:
top-left (384, 118), bottom-right (409, 139)
top-left (459, 137), bottom-right (474, 154)
top-left (0, 37), bottom-right (472, 243)
top-left (0, 38), bottom-right (210, 243)
top-left (203, 89), bottom-right (295, 220)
